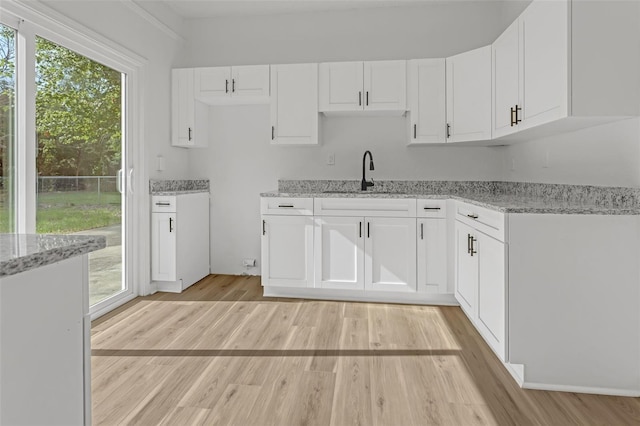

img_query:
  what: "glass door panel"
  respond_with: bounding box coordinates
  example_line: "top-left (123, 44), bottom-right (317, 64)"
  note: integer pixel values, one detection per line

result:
top-left (35, 36), bottom-right (127, 307)
top-left (0, 24), bottom-right (15, 233)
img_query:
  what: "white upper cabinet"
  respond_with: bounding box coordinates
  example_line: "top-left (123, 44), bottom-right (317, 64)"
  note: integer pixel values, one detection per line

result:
top-left (407, 58), bottom-right (446, 144)
top-left (270, 63), bottom-right (319, 145)
top-left (171, 68), bottom-right (207, 148)
top-left (493, 0), bottom-right (568, 138)
top-left (319, 60), bottom-right (406, 114)
top-left (446, 46), bottom-right (492, 143)
top-left (492, 0), bottom-right (639, 142)
top-left (195, 65), bottom-right (270, 104)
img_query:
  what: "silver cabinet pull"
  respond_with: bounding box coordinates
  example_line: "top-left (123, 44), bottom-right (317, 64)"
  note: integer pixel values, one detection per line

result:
top-left (424, 207), bottom-right (441, 211)
top-left (467, 234), bottom-right (472, 254)
top-left (155, 202), bottom-right (171, 206)
top-left (169, 217), bottom-right (174, 232)
top-left (467, 214), bottom-right (479, 219)
top-left (446, 123), bottom-right (451, 139)
top-left (470, 235), bottom-right (477, 256)
top-left (278, 204), bottom-right (294, 208)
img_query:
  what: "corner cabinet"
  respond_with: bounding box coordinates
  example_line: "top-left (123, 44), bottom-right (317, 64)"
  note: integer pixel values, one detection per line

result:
top-left (260, 197), bottom-right (314, 288)
top-left (319, 60), bottom-right (407, 114)
top-left (270, 63), bottom-right (319, 145)
top-left (454, 202), bottom-right (507, 361)
top-left (445, 46), bottom-right (492, 143)
top-left (407, 58), bottom-right (446, 144)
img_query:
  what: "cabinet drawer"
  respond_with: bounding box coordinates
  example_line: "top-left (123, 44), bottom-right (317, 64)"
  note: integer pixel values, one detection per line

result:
top-left (416, 199), bottom-right (447, 218)
top-left (261, 197), bottom-right (313, 215)
top-left (152, 196), bottom-right (176, 212)
top-left (314, 197), bottom-right (417, 217)
top-left (456, 202), bottom-right (505, 241)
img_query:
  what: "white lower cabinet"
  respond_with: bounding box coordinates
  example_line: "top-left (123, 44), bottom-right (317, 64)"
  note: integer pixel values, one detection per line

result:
top-left (454, 203), bottom-right (507, 361)
top-left (417, 217), bottom-right (448, 294)
top-left (314, 216), bottom-right (416, 292)
top-left (261, 215), bottom-right (314, 288)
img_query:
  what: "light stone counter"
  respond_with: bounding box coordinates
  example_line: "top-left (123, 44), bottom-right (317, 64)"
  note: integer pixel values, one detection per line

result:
top-left (0, 234), bottom-right (106, 277)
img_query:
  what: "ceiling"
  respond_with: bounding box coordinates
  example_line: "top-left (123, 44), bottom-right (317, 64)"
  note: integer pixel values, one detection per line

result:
top-left (151, 0), bottom-right (515, 19)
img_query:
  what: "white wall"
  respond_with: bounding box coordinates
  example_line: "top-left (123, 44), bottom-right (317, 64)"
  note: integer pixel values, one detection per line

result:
top-left (44, 1), bottom-right (189, 180)
top-left (181, 4), bottom-right (513, 274)
top-left (501, 119), bottom-right (640, 187)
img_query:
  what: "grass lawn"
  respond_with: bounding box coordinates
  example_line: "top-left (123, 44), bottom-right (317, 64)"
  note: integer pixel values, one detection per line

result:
top-left (37, 191), bottom-right (121, 234)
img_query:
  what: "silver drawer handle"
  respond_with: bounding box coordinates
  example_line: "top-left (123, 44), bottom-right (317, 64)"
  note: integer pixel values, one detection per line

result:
top-left (424, 207), bottom-right (441, 211)
top-left (278, 204), bottom-right (295, 208)
top-left (155, 202), bottom-right (171, 206)
top-left (467, 214), bottom-right (479, 219)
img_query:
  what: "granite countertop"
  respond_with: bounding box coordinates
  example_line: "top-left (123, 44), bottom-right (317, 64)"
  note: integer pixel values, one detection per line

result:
top-left (149, 179), bottom-right (209, 195)
top-left (0, 234), bottom-right (107, 278)
top-left (260, 180), bottom-right (640, 215)
top-left (152, 190), bottom-right (210, 196)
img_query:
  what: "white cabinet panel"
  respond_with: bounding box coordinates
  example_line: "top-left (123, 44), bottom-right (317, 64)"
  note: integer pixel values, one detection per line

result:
top-left (408, 58), bottom-right (446, 144)
top-left (492, 20), bottom-right (520, 138)
top-left (365, 217), bottom-right (416, 292)
top-left (319, 62), bottom-right (363, 112)
top-left (477, 232), bottom-right (506, 361)
top-left (417, 218), bottom-right (447, 294)
top-left (232, 65), bottom-right (270, 97)
top-left (261, 215), bottom-right (314, 288)
top-left (446, 46), bottom-right (492, 142)
top-left (196, 67), bottom-right (232, 98)
top-left (315, 216), bottom-right (364, 290)
top-left (151, 212), bottom-right (177, 282)
top-left (270, 63), bottom-right (318, 145)
top-left (364, 60), bottom-right (406, 111)
top-left (172, 68), bottom-right (196, 147)
top-left (455, 221), bottom-right (477, 317)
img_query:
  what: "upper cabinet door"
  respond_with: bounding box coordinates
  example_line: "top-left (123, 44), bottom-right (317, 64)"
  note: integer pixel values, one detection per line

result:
top-left (520, 0), bottom-right (568, 128)
top-left (231, 65), bottom-right (270, 98)
top-left (270, 63), bottom-right (319, 145)
top-left (407, 58), bottom-right (446, 144)
top-left (492, 20), bottom-right (520, 138)
top-left (195, 67), bottom-right (232, 99)
top-left (363, 60), bottom-right (407, 111)
top-left (319, 61), bottom-right (364, 112)
top-left (171, 68), bottom-right (195, 147)
top-left (446, 46), bottom-right (492, 143)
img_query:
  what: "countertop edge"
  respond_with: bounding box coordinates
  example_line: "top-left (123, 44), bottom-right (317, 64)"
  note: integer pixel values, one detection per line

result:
top-left (259, 191), bottom-right (640, 215)
top-left (1, 236), bottom-right (107, 278)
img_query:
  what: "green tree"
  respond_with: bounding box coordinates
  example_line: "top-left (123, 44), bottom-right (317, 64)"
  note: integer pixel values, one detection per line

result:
top-left (0, 25), bottom-right (15, 186)
top-left (36, 37), bottom-right (121, 179)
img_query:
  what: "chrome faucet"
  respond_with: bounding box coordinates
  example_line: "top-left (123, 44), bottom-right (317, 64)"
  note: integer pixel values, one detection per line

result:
top-left (361, 150), bottom-right (375, 191)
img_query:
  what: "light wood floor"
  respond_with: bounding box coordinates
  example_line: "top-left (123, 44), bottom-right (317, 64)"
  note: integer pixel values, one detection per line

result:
top-left (92, 275), bottom-right (640, 425)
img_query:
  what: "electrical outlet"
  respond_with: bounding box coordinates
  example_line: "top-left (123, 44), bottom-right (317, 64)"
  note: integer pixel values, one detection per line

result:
top-left (242, 258), bottom-right (256, 267)
top-left (327, 153), bottom-right (335, 166)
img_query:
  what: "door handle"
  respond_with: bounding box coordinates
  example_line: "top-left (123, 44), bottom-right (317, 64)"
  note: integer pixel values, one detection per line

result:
top-left (470, 235), bottom-right (477, 256)
top-left (515, 104), bottom-right (522, 125)
top-left (510, 106), bottom-right (516, 126)
top-left (367, 222), bottom-right (370, 238)
top-left (262, 220), bottom-right (266, 235)
top-left (467, 233), bottom-right (472, 254)
top-left (127, 168), bottom-right (134, 195)
top-left (169, 217), bottom-right (174, 232)
top-left (188, 127), bottom-right (192, 141)
top-left (232, 79), bottom-right (235, 93)
top-left (359, 221), bottom-right (362, 238)
top-left (359, 91), bottom-right (362, 106)
top-left (413, 124), bottom-right (417, 139)
top-left (272, 126), bottom-right (275, 140)
top-left (420, 223), bottom-right (424, 240)
top-left (366, 91), bottom-right (369, 106)
top-left (225, 79), bottom-right (229, 93)
top-left (423, 207), bottom-right (441, 211)
top-left (116, 169), bottom-right (123, 194)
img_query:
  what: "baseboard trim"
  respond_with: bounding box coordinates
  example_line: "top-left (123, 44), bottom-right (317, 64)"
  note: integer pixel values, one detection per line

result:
top-left (263, 286), bottom-right (458, 306)
top-left (522, 381), bottom-right (640, 397)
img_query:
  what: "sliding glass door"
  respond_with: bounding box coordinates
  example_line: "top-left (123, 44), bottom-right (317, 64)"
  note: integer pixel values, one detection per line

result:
top-left (34, 36), bottom-right (128, 308)
top-left (0, 24), bottom-right (15, 233)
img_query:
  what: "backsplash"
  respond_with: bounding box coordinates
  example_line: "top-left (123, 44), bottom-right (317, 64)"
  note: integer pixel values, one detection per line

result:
top-left (149, 179), bottom-right (209, 193)
top-left (278, 180), bottom-right (640, 209)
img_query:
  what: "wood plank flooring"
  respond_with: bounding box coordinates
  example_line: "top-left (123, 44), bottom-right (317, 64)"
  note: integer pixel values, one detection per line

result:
top-left (92, 274), bottom-right (640, 425)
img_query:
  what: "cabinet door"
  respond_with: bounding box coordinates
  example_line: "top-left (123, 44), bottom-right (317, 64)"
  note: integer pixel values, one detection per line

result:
top-left (270, 63), bottom-right (318, 145)
top-left (408, 59), bottom-right (446, 144)
top-left (446, 46), bottom-right (492, 142)
top-left (151, 212), bottom-right (177, 281)
top-left (314, 216), bottom-right (365, 290)
top-left (417, 218), bottom-right (447, 294)
top-left (492, 20), bottom-right (520, 138)
top-left (365, 217), bottom-right (416, 292)
top-left (319, 62), bottom-right (364, 112)
top-left (520, 0), bottom-right (569, 129)
top-left (363, 60), bottom-right (407, 111)
top-left (195, 67), bottom-right (231, 99)
top-left (476, 232), bottom-right (506, 361)
top-left (231, 65), bottom-right (270, 98)
top-left (455, 221), bottom-right (477, 317)
top-left (261, 215), bottom-right (314, 288)
top-left (171, 68), bottom-right (195, 147)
